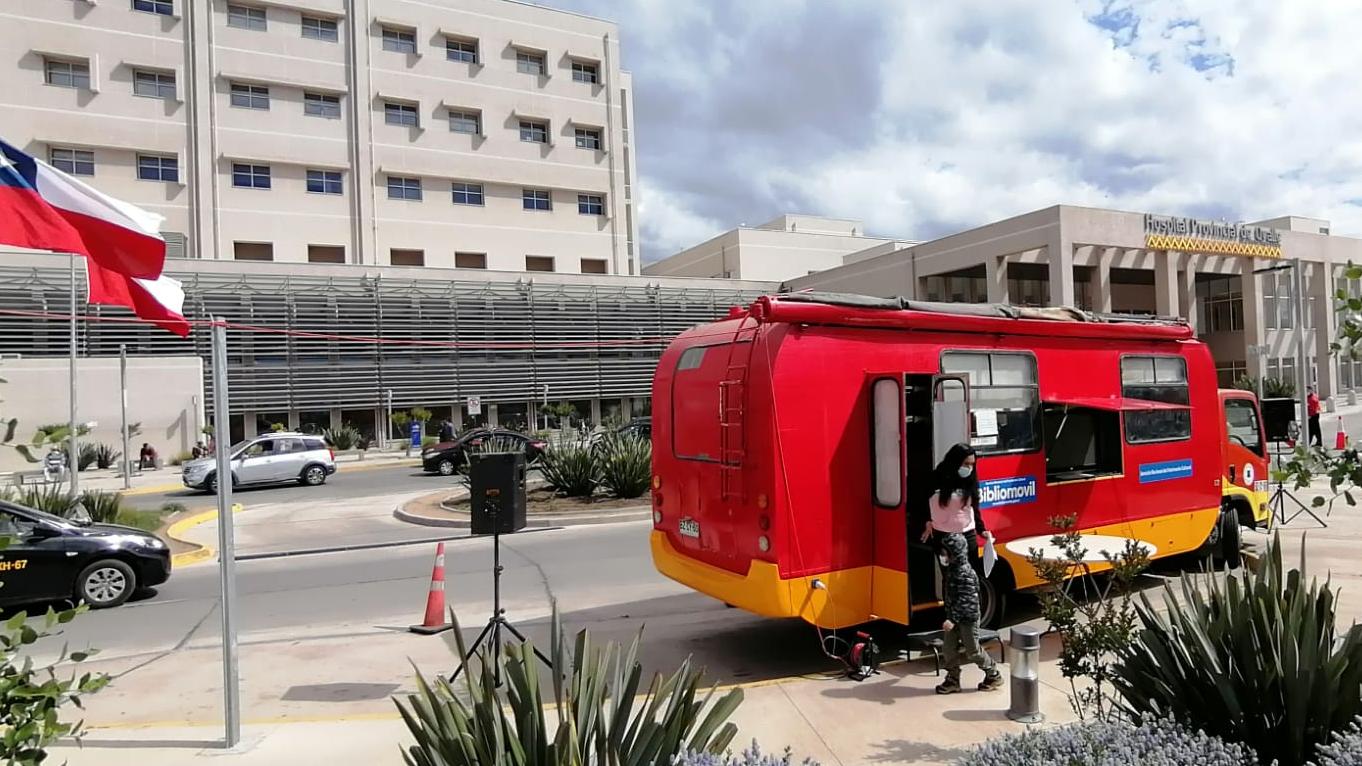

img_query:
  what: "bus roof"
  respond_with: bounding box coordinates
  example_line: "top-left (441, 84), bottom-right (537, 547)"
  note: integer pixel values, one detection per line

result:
top-left (745, 292), bottom-right (1193, 342)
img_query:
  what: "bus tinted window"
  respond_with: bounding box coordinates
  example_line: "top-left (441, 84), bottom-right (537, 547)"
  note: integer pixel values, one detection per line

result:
top-left (1122, 355), bottom-right (1191, 442)
top-left (941, 351), bottom-right (1039, 453)
top-left (1224, 398), bottom-right (1264, 456)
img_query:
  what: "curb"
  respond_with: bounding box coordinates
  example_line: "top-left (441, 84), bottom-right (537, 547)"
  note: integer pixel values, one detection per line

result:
top-left (393, 490), bottom-right (652, 529)
top-left (165, 503), bottom-right (244, 568)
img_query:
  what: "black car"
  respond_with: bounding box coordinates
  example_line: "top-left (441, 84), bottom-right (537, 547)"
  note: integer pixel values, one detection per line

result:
top-left (421, 429), bottom-right (548, 475)
top-left (0, 501), bottom-right (171, 609)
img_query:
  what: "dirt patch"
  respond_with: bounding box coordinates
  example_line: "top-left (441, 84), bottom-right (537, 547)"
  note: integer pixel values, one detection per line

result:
top-left (442, 487), bottom-right (648, 516)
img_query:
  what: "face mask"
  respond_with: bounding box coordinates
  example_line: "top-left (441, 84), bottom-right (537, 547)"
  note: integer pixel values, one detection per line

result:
top-left (958, 466), bottom-right (973, 478)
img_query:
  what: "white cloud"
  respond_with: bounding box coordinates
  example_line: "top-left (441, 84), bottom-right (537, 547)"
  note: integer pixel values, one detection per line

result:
top-left (551, 0), bottom-right (1362, 260)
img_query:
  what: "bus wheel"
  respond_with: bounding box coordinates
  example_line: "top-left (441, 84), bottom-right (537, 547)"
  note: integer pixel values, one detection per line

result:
top-left (979, 575), bottom-right (1008, 629)
top-left (1216, 509), bottom-right (1243, 570)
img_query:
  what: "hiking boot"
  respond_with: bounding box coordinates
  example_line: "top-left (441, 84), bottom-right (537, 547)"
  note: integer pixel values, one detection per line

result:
top-left (978, 670), bottom-right (1004, 691)
top-left (935, 676), bottom-right (961, 695)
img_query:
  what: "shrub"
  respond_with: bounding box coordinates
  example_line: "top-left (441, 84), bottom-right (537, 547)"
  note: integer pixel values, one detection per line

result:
top-left (675, 742), bottom-right (818, 766)
top-left (1314, 716), bottom-right (1362, 766)
top-left (538, 439), bottom-right (599, 498)
top-left (598, 432), bottom-right (651, 499)
top-left (1263, 376), bottom-right (1297, 398)
top-left (269, 422), bottom-right (286, 433)
top-left (323, 424), bottom-right (361, 451)
top-left (1113, 534), bottom-right (1362, 766)
top-left (396, 610), bottom-right (741, 766)
top-left (68, 443), bottom-right (98, 471)
top-left (957, 717), bottom-right (1259, 766)
top-left (93, 442), bottom-right (121, 470)
top-left (10, 484), bottom-right (81, 517)
top-left (77, 490), bottom-right (124, 524)
top-left (160, 502), bottom-right (188, 515)
top-left (113, 509), bottom-right (164, 532)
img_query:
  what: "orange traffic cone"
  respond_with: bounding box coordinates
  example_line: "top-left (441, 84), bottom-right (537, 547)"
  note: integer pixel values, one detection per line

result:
top-left (410, 542), bottom-right (452, 635)
top-left (1338, 417), bottom-right (1349, 451)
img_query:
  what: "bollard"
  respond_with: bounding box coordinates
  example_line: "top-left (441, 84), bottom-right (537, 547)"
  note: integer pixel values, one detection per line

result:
top-left (1006, 624), bottom-right (1044, 724)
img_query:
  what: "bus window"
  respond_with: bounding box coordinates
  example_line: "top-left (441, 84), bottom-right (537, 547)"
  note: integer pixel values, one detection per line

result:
top-left (671, 344), bottom-right (726, 461)
top-left (1042, 403), bottom-right (1122, 481)
top-left (1121, 355), bottom-right (1191, 443)
top-left (871, 378), bottom-right (902, 507)
top-left (941, 351), bottom-right (1039, 454)
top-left (1224, 398), bottom-right (1265, 457)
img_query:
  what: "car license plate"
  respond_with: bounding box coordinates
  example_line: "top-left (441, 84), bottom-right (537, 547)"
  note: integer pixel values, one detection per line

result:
top-left (678, 518), bottom-right (700, 539)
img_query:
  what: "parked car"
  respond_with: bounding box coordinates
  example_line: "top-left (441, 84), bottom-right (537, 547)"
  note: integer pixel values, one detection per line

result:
top-left (0, 500), bottom-right (170, 609)
top-left (421, 429), bottom-right (547, 475)
top-left (182, 432), bottom-right (337, 493)
top-left (618, 417), bottom-right (651, 441)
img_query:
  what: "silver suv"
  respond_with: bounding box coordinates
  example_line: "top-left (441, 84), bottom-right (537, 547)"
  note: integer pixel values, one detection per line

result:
top-left (182, 433), bottom-right (337, 493)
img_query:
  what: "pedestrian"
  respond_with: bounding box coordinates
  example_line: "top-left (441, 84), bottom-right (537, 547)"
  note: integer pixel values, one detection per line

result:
top-left (935, 531), bottom-right (1004, 694)
top-left (438, 419), bottom-right (455, 443)
top-left (919, 443), bottom-right (992, 566)
top-left (191, 441), bottom-right (205, 459)
top-left (138, 442), bottom-right (158, 470)
top-left (42, 446), bottom-right (66, 483)
top-left (1308, 386), bottom-right (1323, 448)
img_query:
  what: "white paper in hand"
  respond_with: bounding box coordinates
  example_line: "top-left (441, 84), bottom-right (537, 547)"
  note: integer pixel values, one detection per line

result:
top-left (982, 535), bottom-right (997, 578)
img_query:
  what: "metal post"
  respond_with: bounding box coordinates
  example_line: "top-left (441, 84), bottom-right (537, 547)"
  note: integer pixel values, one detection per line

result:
top-left (1293, 260), bottom-right (1310, 437)
top-left (120, 345), bottom-right (130, 490)
top-left (384, 388), bottom-right (393, 449)
top-left (541, 383), bottom-right (549, 431)
top-left (211, 318), bottom-right (241, 748)
top-left (69, 254), bottom-right (79, 494)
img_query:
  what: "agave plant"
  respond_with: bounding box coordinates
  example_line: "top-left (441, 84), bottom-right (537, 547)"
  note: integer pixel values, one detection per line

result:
top-left (323, 424), bottom-right (362, 451)
top-left (8, 484), bottom-right (81, 517)
top-left (93, 443), bottom-right (121, 470)
top-left (396, 610), bottom-right (742, 766)
top-left (457, 436), bottom-right (536, 487)
top-left (538, 440), bottom-right (599, 498)
top-left (597, 432), bottom-right (651, 499)
top-left (77, 490), bottom-right (124, 524)
top-left (1113, 534), bottom-right (1362, 766)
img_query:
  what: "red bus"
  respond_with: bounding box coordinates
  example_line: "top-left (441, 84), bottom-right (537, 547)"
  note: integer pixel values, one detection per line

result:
top-left (649, 293), bottom-right (1268, 628)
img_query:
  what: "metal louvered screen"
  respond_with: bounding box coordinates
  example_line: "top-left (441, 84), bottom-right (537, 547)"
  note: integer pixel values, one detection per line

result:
top-left (0, 261), bottom-right (766, 418)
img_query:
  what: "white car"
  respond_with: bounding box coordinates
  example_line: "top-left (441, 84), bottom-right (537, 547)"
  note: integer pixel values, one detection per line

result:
top-left (183, 433), bottom-right (337, 493)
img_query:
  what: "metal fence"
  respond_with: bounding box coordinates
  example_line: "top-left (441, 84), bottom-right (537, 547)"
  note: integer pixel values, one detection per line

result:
top-left (0, 262), bottom-right (765, 414)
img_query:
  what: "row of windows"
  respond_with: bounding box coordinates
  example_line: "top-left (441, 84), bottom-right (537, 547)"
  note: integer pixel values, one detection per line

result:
top-left (229, 241), bottom-right (608, 274)
top-left (49, 148), bottom-right (178, 182)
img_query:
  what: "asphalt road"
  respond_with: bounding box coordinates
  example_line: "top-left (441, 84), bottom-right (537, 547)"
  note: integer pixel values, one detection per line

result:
top-left (122, 461), bottom-right (445, 512)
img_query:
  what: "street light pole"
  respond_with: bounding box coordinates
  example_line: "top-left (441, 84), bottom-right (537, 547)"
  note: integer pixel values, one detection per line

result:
top-left (68, 253), bottom-right (79, 494)
top-left (120, 345), bottom-right (130, 491)
top-left (210, 318), bottom-right (241, 748)
top-left (1292, 259), bottom-right (1310, 435)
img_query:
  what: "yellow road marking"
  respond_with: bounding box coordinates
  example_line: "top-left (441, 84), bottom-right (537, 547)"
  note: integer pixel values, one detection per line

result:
top-left (167, 503), bottom-right (244, 568)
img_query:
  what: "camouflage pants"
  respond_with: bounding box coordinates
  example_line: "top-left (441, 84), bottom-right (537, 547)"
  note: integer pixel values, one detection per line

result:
top-left (943, 621), bottom-right (995, 680)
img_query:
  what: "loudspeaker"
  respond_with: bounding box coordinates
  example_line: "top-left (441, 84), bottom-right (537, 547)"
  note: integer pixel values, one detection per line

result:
top-left (1261, 397), bottom-right (1298, 443)
top-left (469, 451), bottom-right (527, 534)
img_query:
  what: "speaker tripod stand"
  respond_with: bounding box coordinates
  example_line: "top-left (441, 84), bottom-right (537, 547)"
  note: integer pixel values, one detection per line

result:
top-left (450, 496), bottom-right (553, 685)
top-left (1268, 441), bottom-right (1327, 529)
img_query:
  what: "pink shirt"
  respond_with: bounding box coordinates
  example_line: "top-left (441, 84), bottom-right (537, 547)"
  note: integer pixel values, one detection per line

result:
top-left (930, 490), bottom-right (976, 534)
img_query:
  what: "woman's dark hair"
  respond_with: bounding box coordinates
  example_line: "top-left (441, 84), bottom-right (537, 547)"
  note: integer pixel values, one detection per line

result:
top-left (933, 442), bottom-right (979, 507)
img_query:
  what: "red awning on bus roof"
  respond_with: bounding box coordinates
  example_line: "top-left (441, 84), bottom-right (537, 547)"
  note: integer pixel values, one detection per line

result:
top-left (1044, 396), bottom-right (1189, 411)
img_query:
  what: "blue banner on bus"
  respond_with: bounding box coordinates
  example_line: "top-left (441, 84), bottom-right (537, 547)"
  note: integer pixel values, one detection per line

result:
top-left (978, 476), bottom-right (1038, 509)
top-left (1138, 458), bottom-right (1193, 484)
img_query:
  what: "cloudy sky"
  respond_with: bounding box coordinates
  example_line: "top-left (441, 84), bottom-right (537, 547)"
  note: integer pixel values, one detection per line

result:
top-left (544, 0), bottom-right (1362, 263)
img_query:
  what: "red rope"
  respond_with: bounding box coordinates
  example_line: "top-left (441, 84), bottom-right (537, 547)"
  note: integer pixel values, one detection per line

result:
top-left (0, 307), bottom-right (674, 350)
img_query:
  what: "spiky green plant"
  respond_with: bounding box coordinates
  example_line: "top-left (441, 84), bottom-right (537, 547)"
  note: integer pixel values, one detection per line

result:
top-left (1113, 534), bottom-right (1362, 765)
top-left (323, 424), bottom-right (361, 451)
top-left (538, 440), bottom-right (599, 498)
top-left (6, 484), bottom-right (81, 517)
top-left (395, 609), bottom-right (741, 766)
top-left (93, 443), bottom-right (121, 470)
top-left (597, 432), bottom-right (651, 499)
top-left (77, 490), bottom-right (124, 524)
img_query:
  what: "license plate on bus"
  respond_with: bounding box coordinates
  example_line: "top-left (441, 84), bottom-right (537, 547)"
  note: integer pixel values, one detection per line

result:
top-left (678, 518), bottom-right (701, 539)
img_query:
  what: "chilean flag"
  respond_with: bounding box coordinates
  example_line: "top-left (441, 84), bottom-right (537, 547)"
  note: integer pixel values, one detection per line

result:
top-left (0, 138), bottom-right (189, 337)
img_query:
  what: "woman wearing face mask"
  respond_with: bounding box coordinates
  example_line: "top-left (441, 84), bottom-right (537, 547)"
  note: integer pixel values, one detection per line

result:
top-left (919, 443), bottom-right (992, 555)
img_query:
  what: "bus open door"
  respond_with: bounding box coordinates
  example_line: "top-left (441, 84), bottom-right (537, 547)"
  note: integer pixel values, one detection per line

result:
top-left (1220, 389), bottom-right (1270, 531)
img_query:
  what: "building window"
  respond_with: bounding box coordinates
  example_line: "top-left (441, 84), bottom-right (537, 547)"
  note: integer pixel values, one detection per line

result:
top-left (231, 162), bottom-right (271, 189)
top-left (136, 154), bottom-right (178, 182)
top-left (1121, 355), bottom-right (1192, 443)
top-left (940, 351), bottom-right (1040, 454)
top-left (451, 182), bottom-right (483, 206)
top-left (387, 176), bottom-right (422, 200)
top-left (308, 244), bottom-right (345, 263)
top-left (385, 101), bottom-right (419, 127)
top-left (390, 249), bottom-right (424, 266)
top-left (303, 92), bottom-right (340, 118)
top-left (300, 15), bottom-right (338, 41)
top-left (581, 258), bottom-right (607, 274)
top-left (519, 120), bottom-right (548, 144)
top-left (49, 148), bottom-right (94, 176)
top-left (445, 37), bottom-right (478, 63)
top-left (525, 256), bottom-right (554, 272)
top-left (578, 194), bottom-right (604, 216)
top-left (522, 188), bottom-right (551, 211)
top-left (571, 60), bottom-right (599, 84)
top-left (515, 49), bottom-right (545, 75)
top-left (132, 69), bottom-right (176, 99)
top-left (382, 26), bottom-right (416, 54)
top-left (448, 109), bottom-right (480, 134)
top-left (226, 4), bottom-right (266, 30)
top-left (574, 127), bottom-right (602, 150)
top-left (233, 242), bottom-right (273, 261)
top-left (306, 169), bottom-right (342, 195)
top-left (44, 58), bottom-right (90, 90)
top-left (230, 82), bottom-right (269, 110)
top-left (1195, 276), bottom-right (1243, 334)
top-left (1216, 361), bottom-right (1248, 388)
top-left (132, 0), bottom-right (173, 15)
top-left (455, 252), bottom-right (486, 269)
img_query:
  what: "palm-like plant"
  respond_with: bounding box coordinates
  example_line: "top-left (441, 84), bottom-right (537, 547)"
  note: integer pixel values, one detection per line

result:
top-left (597, 432), bottom-right (651, 499)
top-left (538, 441), bottom-right (599, 498)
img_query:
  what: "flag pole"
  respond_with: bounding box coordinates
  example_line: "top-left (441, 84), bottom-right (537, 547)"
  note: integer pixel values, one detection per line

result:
top-left (120, 344), bottom-right (130, 491)
top-left (211, 318), bottom-right (241, 748)
top-left (69, 253), bottom-right (79, 495)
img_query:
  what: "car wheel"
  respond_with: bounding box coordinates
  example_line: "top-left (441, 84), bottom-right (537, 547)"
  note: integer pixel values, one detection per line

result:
top-left (301, 464), bottom-right (327, 486)
top-left (78, 559), bottom-right (136, 609)
top-left (205, 473), bottom-right (218, 494)
top-left (437, 459), bottom-right (456, 476)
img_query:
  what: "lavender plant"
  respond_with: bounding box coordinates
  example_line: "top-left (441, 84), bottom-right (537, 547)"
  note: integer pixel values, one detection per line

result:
top-left (1313, 716), bottom-right (1362, 766)
top-left (673, 741), bottom-right (818, 766)
top-left (957, 717), bottom-right (1258, 766)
